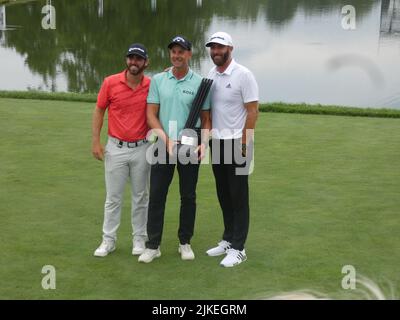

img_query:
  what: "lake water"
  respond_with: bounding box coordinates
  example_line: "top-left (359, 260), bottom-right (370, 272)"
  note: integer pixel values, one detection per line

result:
top-left (0, 0), bottom-right (399, 108)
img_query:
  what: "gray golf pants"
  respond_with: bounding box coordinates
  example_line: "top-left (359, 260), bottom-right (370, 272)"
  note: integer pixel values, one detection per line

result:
top-left (102, 136), bottom-right (150, 242)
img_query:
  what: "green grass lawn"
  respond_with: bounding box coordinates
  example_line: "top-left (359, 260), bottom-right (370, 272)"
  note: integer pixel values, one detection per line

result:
top-left (0, 98), bottom-right (399, 300)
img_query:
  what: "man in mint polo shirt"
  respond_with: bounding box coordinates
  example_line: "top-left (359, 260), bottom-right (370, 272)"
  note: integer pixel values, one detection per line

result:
top-left (138, 35), bottom-right (211, 263)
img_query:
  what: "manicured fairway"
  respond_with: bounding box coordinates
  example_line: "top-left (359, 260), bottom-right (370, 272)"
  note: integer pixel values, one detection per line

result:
top-left (0, 98), bottom-right (399, 299)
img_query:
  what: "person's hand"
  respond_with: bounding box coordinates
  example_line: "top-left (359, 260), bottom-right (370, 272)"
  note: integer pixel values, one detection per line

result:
top-left (194, 143), bottom-right (207, 161)
top-left (92, 142), bottom-right (104, 161)
top-left (241, 143), bottom-right (247, 157)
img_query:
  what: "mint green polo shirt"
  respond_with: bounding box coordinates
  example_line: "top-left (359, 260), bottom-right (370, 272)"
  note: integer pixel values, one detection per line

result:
top-left (147, 69), bottom-right (211, 139)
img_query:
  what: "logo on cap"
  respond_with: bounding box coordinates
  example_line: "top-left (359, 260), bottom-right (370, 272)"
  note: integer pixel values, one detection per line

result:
top-left (168, 36), bottom-right (192, 50)
top-left (130, 47), bottom-right (145, 53)
top-left (173, 37), bottom-right (185, 43)
top-left (210, 36), bottom-right (226, 41)
top-left (205, 32), bottom-right (233, 47)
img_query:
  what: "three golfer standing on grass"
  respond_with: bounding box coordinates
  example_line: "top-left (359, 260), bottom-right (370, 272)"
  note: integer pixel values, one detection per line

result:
top-left (92, 32), bottom-right (259, 268)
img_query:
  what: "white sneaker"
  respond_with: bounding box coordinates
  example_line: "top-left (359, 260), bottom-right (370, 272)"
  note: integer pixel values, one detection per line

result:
top-left (132, 239), bottom-right (146, 256)
top-left (138, 248), bottom-right (161, 263)
top-left (206, 240), bottom-right (231, 257)
top-left (94, 240), bottom-right (116, 257)
top-left (178, 244), bottom-right (195, 260)
top-left (220, 249), bottom-right (247, 267)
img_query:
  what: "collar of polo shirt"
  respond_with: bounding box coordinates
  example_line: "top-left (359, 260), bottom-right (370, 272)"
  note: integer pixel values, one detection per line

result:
top-left (167, 68), bottom-right (194, 81)
top-left (216, 59), bottom-right (237, 76)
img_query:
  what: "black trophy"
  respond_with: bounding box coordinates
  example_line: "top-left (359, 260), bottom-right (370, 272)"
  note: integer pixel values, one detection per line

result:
top-left (178, 78), bottom-right (213, 160)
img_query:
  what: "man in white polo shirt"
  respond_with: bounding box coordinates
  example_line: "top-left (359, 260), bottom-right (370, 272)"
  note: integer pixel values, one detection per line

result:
top-left (205, 32), bottom-right (259, 267)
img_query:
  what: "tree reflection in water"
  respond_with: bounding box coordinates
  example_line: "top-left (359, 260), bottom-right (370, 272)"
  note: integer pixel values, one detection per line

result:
top-left (1, 0), bottom-right (376, 93)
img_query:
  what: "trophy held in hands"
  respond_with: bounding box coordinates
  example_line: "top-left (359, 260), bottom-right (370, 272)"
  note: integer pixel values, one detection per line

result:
top-left (177, 78), bottom-right (213, 163)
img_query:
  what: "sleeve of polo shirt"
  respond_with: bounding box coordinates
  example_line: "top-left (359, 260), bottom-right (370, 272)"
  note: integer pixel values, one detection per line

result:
top-left (147, 76), bottom-right (160, 105)
top-left (97, 78), bottom-right (110, 109)
top-left (241, 71), bottom-right (259, 103)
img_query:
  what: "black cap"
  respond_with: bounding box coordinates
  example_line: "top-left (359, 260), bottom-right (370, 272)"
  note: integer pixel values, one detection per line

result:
top-left (126, 43), bottom-right (148, 59)
top-left (168, 35), bottom-right (192, 51)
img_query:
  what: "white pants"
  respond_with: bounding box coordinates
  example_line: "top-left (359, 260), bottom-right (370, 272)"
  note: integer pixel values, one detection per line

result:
top-left (102, 136), bottom-right (150, 242)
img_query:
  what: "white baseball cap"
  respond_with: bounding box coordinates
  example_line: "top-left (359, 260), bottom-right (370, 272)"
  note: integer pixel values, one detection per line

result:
top-left (205, 32), bottom-right (233, 47)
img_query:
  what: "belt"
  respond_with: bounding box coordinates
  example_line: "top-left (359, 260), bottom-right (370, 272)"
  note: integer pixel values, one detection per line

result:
top-left (109, 136), bottom-right (148, 148)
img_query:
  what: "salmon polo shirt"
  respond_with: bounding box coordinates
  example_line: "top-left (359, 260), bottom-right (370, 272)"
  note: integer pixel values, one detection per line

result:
top-left (97, 70), bottom-right (151, 141)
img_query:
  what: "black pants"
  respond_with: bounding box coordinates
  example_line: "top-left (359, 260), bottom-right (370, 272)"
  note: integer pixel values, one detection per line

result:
top-left (210, 139), bottom-right (250, 251)
top-left (146, 147), bottom-right (200, 249)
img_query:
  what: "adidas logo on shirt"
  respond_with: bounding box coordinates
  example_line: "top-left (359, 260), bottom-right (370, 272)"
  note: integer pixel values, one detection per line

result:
top-left (226, 83), bottom-right (232, 89)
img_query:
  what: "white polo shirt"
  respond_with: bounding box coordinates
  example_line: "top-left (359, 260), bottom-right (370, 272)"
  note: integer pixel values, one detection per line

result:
top-left (208, 59), bottom-right (259, 139)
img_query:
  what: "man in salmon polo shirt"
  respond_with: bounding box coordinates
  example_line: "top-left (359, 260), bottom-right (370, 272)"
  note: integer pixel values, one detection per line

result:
top-left (92, 43), bottom-right (151, 257)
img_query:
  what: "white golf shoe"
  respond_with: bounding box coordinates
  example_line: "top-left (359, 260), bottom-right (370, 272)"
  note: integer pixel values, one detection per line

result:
top-left (138, 248), bottom-right (161, 263)
top-left (94, 240), bottom-right (116, 257)
top-left (178, 244), bottom-right (195, 260)
top-left (220, 249), bottom-right (247, 267)
top-left (206, 240), bottom-right (231, 257)
top-left (132, 239), bottom-right (146, 256)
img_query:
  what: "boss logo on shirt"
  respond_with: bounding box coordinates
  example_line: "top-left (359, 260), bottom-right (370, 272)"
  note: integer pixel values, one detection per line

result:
top-left (183, 89), bottom-right (195, 95)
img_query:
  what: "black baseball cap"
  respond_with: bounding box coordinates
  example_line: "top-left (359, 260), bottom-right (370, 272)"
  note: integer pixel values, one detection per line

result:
top-left (126, 43), bottom-right (148, 59)
top-left (168, 35), bottom-right (192, 51)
